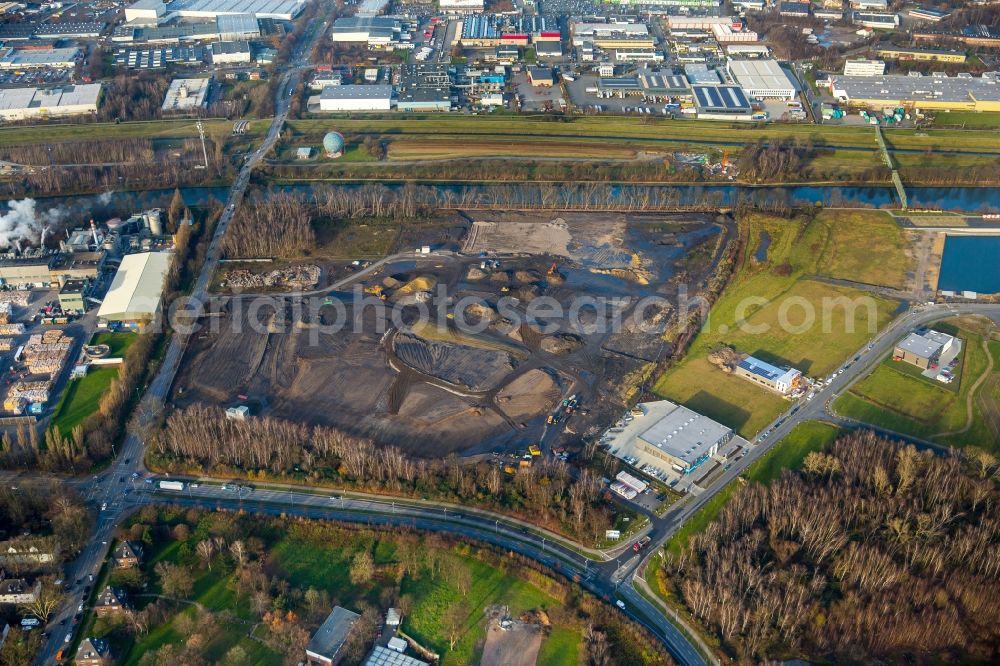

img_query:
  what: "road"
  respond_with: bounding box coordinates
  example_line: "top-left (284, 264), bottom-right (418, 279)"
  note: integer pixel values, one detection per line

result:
top-left (32, 15), bottom-right (331, 666)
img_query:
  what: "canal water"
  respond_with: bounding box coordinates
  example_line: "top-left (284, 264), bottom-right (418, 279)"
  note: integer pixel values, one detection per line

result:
top-left (9, 184), bottom-right (1000, 219)
top-left (938, 236), bottom-right (1000, 295)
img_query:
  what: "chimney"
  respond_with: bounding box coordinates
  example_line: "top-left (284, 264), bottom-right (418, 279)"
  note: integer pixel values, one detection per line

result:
top-left (90, 219), bottom-right (98, 247)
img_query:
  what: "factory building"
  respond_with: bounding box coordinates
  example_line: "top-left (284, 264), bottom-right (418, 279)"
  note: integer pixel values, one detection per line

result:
top-left (0, 257), bottom-right (53, 287)
top-left (852, 12), bottom-right (899, 29)
top-left (161, 77), bottom-right (211, 112)
top-left (33, 23), bottom-right (105, 39)
top-left (666, 15), bottom-right (734, 29)
top-left (58, 279), bottom-right (89, 313)
top-left (779, 1), bottom-right (811, 17)
top-left (0, 47), bottom-right (80, 69)
top-left (830, 73), bottom-right (1000, 111)
top-left (459, 15), bottom-right (560, 47)
top-left (734, 356), bottom-right (802, 394)
top-left (571, 22), bottom-right (653, 49)
top-left (396, 64), bottom-right (452, 112)
top-left (692, 85), bottom-right (754, 120)
top-left (210, 40), bottom-right (251, 64)
top-left (527, 67), bottom-right (553, 87)
top-left (319, 85), bottom-right (392, 112)
top-left (49, 251), bottom-right (106, 287)
top-left (727, 59), bottom-right (797, 100)
top-left (684, 63), bottom-right (721, 85)
top-left (843, 58), bottom-right (885, 77)
top-left (726, 44), bottom-right (770, 58)
top-left (125, 0), bottom-right (304, 23)
top-left (97, 252), bottom-right (172, 329)
top-left (605, 400), bottom-right (735, 475)
top-left (216, 14), bottom-right (261, 41)
top-left (894, 330), bottom-right (955, 369)
top-left (711, 24), bottom-right (759, 44)
top-left (876, 46), bottom-right (966, 63)
top-left (330, 16), bottom-right (405, 49)
top-left (0, 84), bottom-right (101, 122)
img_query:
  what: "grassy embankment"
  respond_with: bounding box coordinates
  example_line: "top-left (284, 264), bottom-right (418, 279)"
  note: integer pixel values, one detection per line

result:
top-left (276, 116), bottom-right (1000, 182)
top-left (49, 332), bottom-right (137, 434)
top-left (653, 210), bottom-right (907, 438)
top-left (834, 316), bottom-right (1000, 451)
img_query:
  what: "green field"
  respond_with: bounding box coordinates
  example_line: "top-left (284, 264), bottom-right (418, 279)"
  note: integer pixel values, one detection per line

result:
top-left (931, 110), bottom-right (1000, 129)
top-left (813, 210), bottom-right (913, 289)
top-left (663, 421), bottom-right (841, 558)
top-left (0, 118), bottom-right (266, 148)
top-left (50, 366), bottom-right (119, 435)
top-left (89, 331), bottom-right (136, 357)
top-left (654, 212), bottom-right (900, 438)
top-left (835, 317), bottom-right (1000, 450)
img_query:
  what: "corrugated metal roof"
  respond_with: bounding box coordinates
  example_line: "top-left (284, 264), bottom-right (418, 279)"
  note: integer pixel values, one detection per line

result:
top-left (97, 252), bottom-right (171, 321)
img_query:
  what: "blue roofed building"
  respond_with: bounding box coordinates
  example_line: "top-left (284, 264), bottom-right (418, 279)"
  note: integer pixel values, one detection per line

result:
top-left (691, 85), bottom-right (754, 120)
top-left (734, 355), bottom-right (802, 394)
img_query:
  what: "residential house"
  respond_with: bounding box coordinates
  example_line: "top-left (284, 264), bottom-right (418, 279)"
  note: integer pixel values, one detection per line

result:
top-left (0, 574), bottom-right (41, 605)
top-left (75, 637), bottom-right (111, 666)
top-left (113, 541), bottom-right (142, 569)
top-left (93, 586), bottom-right (125, 617)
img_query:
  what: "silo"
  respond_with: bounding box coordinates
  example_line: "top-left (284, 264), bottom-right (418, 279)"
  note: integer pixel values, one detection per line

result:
top-left (146, 208), bottom-right (163, 235)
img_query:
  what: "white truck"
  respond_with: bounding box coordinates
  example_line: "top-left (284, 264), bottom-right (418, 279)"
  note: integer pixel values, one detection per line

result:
top-left (158, 480), bottom-right (185, 491)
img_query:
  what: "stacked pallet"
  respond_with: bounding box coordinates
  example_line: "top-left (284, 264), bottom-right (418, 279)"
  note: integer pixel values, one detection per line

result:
top-left (0, 302), bottom-right (10, 325)
top-left (0, 338), bottom-right (12, 352)
top-left (23, 331), bottom-right (71, 376)
top-left (7, 379), bottom-right (51, 404)
top-left (0, 291), bottom-right (30, 306)
top-left (0, 323), bottom-right (25, 335)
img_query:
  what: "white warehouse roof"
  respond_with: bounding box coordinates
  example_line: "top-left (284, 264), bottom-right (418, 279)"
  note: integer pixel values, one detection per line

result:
top-left (727, 59), bottom-right (797, 98)
top-left (97, 252), bottom-right (172, 322)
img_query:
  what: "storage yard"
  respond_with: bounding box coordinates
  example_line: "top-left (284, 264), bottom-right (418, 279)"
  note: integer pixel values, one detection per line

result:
top-left (173, 211), bottom-right (732, 456)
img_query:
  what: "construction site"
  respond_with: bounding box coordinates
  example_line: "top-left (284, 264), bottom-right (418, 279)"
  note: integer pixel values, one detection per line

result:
top-left (172, 211), bottom-right (732, 457)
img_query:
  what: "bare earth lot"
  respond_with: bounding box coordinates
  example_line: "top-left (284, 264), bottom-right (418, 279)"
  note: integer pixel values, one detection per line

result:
top-left (173, 211), bottom-right (732, 457)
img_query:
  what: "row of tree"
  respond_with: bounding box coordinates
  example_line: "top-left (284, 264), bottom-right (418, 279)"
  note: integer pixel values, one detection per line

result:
top-left (151, 404), bottom-right (612, 541)
top-left (659, 432), bottom-right (1000, 662)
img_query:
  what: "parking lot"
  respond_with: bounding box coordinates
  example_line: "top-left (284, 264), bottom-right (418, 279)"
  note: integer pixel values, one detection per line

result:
top-left (0, 68), bottom-right (73, 86)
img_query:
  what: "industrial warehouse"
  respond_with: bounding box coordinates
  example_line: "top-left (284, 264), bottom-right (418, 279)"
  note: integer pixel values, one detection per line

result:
top-left (125, 0), bottom-right (305, 23)
top-left (96, 251), bottom-right (172, 329)
top-left (603, 400), bottom-right (740, 478)
top-left (0, 84), bottom-right (102, 121)
top-left (829, 73), bottom-right (1000, 111)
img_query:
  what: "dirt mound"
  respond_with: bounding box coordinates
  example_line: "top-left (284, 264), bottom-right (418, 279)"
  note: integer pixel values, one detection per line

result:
top-left (394, 332), bottom-right (515, 391)
top-left (495, 368), bottom-right (560, 423)
top-left (382, 276), bottom-right (402, 289)
top-left (515, 269), bottom-right (541, 283)
top-left (539, 334), bottom-right (583, 355)
top-left (396, 275), bottom-right (437, 296)
top-left (516, 284), bottom-right (542, 302)
top-left (490, 271), bottom-right (511, 284)
top-left (463, 301), bottom-right (498, 323)
top-left (466, 266), bottom-right (488, 281)
top-left (708, 346), bottom-right (740, 371)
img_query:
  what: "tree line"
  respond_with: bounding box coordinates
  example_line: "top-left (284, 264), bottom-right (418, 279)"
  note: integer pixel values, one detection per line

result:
top-left (150, 404), bottom-right (613, 542)
top-left (658, 432), bottom-right (1000, 663)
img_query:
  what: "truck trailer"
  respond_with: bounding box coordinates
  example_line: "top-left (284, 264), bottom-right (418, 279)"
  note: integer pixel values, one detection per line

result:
top-left (158, 480), bottom-right (185, 491)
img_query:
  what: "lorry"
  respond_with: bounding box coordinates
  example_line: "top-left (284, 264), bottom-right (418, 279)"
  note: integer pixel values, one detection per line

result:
top-left (632, 536), bottom-right (651, 552)
top-left (158, 480), bottom-right (185, 491)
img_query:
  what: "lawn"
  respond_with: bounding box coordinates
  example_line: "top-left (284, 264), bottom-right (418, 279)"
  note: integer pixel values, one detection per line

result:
top-left (49, 366), bottom-right (119, 434)
top-left (655, 212), bottom-right (898, 438)
top-left (930, 110), bottom-right (1000, 129)
top-left (0, 118), bottom-right (263, 147)
top-left (386, 137), bottom-right (639, 161)
top-left (402, 554), bottom-right (563, 665)
top-left (813, 209), bottom-right (913, 289)
top-left (835, 317), bottom-right (999, 450)
top-left (89, 331), bottom-right (136, 357)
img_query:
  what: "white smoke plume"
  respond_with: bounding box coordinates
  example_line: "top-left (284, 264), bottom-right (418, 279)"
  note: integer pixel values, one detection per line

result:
top-left (0, 199), bottom-right (67, 249)
top-left (97, 191), bottom-right (114, 206)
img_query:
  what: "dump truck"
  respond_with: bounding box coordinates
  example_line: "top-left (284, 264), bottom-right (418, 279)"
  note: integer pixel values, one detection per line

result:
top-left (158, 480), bottom-right (185, 491)
top-left (528, 444), bottom-right (541, 457)
top-left (632, 536), bottom-right (651, 552)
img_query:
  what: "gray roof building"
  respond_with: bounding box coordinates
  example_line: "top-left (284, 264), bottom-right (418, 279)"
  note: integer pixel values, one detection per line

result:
top-left (306, 606), bottom-right (360, 665)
